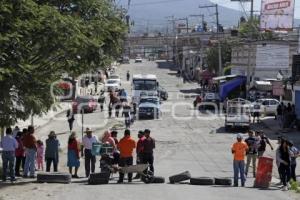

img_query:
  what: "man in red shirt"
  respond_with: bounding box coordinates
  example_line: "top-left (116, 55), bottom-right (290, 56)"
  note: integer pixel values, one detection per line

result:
top-left (134, 130), bottom-right (145, 179)
top-left (142, 129), bottom-right (155, 173)
top-left (117, 129), bottom-right (136, 183)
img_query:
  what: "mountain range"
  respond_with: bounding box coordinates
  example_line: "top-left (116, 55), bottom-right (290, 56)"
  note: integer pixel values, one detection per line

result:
top-left (119, 0), bottom-right (300, 33)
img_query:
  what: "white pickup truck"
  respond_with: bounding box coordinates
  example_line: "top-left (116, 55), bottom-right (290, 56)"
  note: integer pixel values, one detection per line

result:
top-left (225, 98), bottom-right (251, 131)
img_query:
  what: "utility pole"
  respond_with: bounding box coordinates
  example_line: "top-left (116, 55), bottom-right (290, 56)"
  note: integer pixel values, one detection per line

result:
top-left (199, 4), bottom-right (222, 76)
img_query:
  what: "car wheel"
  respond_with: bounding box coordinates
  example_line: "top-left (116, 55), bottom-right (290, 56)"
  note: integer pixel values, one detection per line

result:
top-left (169, 171), bottom-right (191, 184)
top-left (37, 172), bottom-right (71, 184)
top-left (214, 178), bottom-right (232, 186)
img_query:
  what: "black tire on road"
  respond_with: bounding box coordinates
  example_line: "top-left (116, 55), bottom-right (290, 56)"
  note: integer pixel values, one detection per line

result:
top-left (214, 178), bottom-right (232, 186)
top-left (88, 172), bottom-right (110, 185)
top-left (37, 172), bottom-right (71, 184)
top-left (169, 171), bottom-right (191, 184)
top-left (151, 176), bottom-right (165, 184)
top-left (190, 177), bottom-right (214, 185)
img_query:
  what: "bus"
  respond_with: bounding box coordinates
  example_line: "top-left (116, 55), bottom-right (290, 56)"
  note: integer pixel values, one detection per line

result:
top-left (132, 74), bottom-right (158, 105)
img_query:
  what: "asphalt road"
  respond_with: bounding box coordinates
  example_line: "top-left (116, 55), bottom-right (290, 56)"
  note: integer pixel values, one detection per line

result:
top-left (0, 60), bottom-right (297, 200)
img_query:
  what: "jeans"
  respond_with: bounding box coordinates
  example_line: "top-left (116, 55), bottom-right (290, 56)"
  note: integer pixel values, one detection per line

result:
top-left (245, 154), bottom-right (257, 176)
top-left (2, 151), bottom-right (16, 181)
top-left (15, 156), bottom-right (25, 176)
top-left (233, 160), bottom-right (246, 186)
top-left (84, 149), bottom-right (96, 177)
top-left (143, 153), bottom-right (154, 173)
top-left (46, 158), bottom-right (58, 172)
top-left (24, 148), bottom-right (36, 177)
top-left (119, 157), bottom-right (133, 182)
top-left (291, 164), bottom-right (296, 182)
top-left (279, 163), bottom-right (291, 186)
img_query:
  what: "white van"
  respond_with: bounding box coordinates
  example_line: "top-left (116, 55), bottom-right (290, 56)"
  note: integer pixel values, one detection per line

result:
top-left (225, 98), bottom-right (251, 131)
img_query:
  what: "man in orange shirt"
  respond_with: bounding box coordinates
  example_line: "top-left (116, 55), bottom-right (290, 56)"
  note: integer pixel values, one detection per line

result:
top-left (117, 129), bottom-right (136, 183)
top-left (231, 133), bottom-right (248, 187)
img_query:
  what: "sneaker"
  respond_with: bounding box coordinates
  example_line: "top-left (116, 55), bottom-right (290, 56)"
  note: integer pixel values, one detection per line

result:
top-left (282, 186), bottom-right (288, 191)
top-left (10, 178), bottom-right (17, 183)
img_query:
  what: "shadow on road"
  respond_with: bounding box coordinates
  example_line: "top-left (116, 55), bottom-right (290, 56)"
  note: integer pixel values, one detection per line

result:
top-left (156, 61), bottom-right (177, 71)
top-left (179, 89), bottom-right (200, 94)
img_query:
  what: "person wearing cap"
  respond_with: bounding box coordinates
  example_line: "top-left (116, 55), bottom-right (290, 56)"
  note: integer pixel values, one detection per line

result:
top-left (117, 129), bottom-right (136, 183)
top-left (231, 133), bottom-right (248, 187)
top-left (23, 125), bottom-right (37, 178)
top-left (1, 127), bottom-right (18, 182)
top-left (142, 129), bottom-right (156, 173)
top-left (45, 131), bottom-right (60, 172)
top-left (82, 128), bottom-right (98, 177)
top-left (288, 140), bottom-right (299, 181)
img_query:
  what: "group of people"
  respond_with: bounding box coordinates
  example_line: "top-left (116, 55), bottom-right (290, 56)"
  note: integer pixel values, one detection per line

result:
top-left (1, 126), bottom-right (60, 182)
top-left (231, 130), bottom-right (299, 191)
top-left (1, 126), bottom-right (156, 183)
top-left (81, 128), bottom-right (155, 183)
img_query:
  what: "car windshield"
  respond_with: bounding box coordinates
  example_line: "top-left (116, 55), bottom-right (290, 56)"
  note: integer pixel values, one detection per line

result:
top-left (228, 106), bottom-right (250, 115)
top-left (107, 80), bottom-right (117, 84)
top-left (109, 75), bottom-right (119, 79)
top-left (140, 98), bottom-right (158, 104)
top-left (133, 80), bottom-right (157, 90)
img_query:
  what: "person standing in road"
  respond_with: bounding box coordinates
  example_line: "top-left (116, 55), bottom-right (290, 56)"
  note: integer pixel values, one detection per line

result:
top-left (45, 131), bottom-right (60, 172)
top-left (276, 138), bottom-right (291, 191)
top-left (231, 133), bottom-right (248, 187)
top-left (66, 109), bottom-right (75, 132)
top-left (1, 127), bottom-right (18, 182)
top-left (82, 128), bottom-right (98, 177)
top-left (117, 129), bottom-right (136, 183)
top-left (126, 71), bottom-right (130, 81)
top-left (98, 90), bottom-right (106, 112)
top-left (245, 130), bottom-right (259, 177)
top-left (142, 129), bottom-right (156, 173)
top-left (134, 130), bottom-right (145, 179)
top-left (23, 125), bottom-right (37, 178)
top-left (122, 102), bottom-right (132, 129)
top-left (15, 131), bottom-right (25, 177)
top-left (256, 131), bottom-right (273, 157)
top-left (67, 132), bottom-right (80, 178)
top-left (288, 141), bottom-right (299, 182)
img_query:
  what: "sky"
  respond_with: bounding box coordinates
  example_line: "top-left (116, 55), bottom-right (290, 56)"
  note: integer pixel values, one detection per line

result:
top-left (117, 0), bottom-right (300, 32)
top-left (210, 0), bottom-right (300, 18)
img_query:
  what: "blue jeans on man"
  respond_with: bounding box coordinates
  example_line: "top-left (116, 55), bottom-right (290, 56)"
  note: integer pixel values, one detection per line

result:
top-left (233, 160), bottom-right (246, 186)
top-left (24, 148), bottom-right (36, 177)
top-left (2, 151), bottom-right (16, 181)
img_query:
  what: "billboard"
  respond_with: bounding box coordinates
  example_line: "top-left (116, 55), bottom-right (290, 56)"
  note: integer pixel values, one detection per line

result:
top-left (256, 44), bottom-right (290, 69)
top-left (260, 0), bottom-right (295, 30)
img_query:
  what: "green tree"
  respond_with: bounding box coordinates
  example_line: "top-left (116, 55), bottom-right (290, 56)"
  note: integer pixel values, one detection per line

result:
top-left (0, 0), bottom-right (127, 128)
top-left (205, 40), bottom-right (232, 74)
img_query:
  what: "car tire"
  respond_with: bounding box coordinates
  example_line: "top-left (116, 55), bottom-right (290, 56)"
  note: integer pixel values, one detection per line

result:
top-left (190, 177), bottom-right (214, 185)
top-left (37, 172), bottom-right (71, 184)
top-left (214, 178), bottom-right (232, 186)
top-left (169, 171), bottom-right (191, 184)
top-left (88, 172), bottom-right (110, 185)
top-left (151, 176), bottom-right (165, 184)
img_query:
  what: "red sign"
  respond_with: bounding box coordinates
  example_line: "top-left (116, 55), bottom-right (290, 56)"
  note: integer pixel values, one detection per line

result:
top-left (265, 1), bottom-right (290, 10)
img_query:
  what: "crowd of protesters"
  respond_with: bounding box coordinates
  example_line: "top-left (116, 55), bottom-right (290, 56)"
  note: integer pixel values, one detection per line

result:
top-left (1, 125), bottom-right (155, 184)
top-left (231, 130), bottom-right (299, 191)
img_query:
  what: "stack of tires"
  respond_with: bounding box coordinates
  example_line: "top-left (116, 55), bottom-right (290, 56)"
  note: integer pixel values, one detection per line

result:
top-left (168, 171), bottom-right (232, 186)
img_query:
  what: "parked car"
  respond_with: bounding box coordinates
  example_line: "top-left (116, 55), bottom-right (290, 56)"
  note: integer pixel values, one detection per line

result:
top-left (108, 74), bottom-right (121, 84)
top-left (120, 56), bottom-right (130, 64)
top-left (250, 98), bottom-right (279, 116)
top-left (105, 79), bottom-right (121, 92)
top-left (158, 86), bottom-right (168, 100)
top-left (138, 97), bottom-right (160, 119)
top-left (72, 96), bottom-right (97, 113)
top-left (135, 56), bottom-right (143, 63)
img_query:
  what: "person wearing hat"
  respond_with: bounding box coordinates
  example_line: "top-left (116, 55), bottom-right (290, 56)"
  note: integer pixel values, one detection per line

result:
top-left (82, 128), bottom-right (98, 177)
top-left (231, 133), bottom-right (248, 187)
top-left (45, 131), bottom-right (60, 172)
